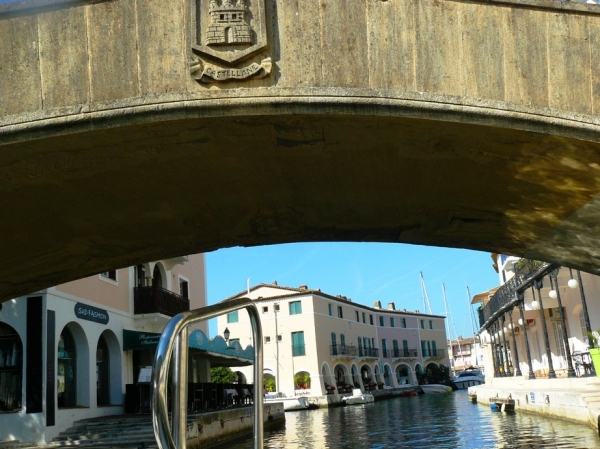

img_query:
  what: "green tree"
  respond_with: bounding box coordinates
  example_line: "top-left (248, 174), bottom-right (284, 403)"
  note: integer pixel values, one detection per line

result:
top-left (210, 366), bottom-right (236, 383)
top-left (264, 377), bottom-right (276, 392)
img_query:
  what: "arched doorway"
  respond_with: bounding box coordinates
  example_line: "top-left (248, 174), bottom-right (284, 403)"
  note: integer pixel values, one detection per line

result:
top-left (415, 364), bottom-right (424, 385)
top-left (263, 372), bottom-right (276, 393)
top-left (383, 364), bottom-right (393, 387)
top-left (396, 363), bottom-right (412, 385)
top-left (152, 264), bottom-right (163, 288)
top-left (96, 334), bottom-right (110, 406)
top-left (58, 327), bottom-right (77, 408)
top-left (0, 322), bottom-right (22, 411)
top-left (425, 363), bottom-right (443, 384)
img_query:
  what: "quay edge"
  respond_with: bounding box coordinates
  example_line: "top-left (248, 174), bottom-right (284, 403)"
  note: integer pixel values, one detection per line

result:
top-left (469, 377), bottom-right (600, 434)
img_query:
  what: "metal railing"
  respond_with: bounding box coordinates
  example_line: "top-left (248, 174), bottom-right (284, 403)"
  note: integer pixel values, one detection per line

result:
top-left (152, 297), bottom-right (263, 449)
top-left (423, 349), bottom-right (446, 359)
top-left (134, 286), bottom-right (190, 317)
top-left (392, 348), bottom-right (418, 358)
top-left (360, 347), bottom-right (379, 358)
top-left (478, 259), bottom-right (556, 329)
top-left (330, 344), bottom-right (358, 357)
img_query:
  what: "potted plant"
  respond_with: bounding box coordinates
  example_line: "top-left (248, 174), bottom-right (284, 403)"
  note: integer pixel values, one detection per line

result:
top-left (586, 330), bottom-right (600, 376)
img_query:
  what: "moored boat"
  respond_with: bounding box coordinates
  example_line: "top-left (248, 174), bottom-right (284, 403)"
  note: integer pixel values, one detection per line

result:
top-left (341, 388), bottom-right (375, 405)
top-left (264, 392), bottom-right (310, 411)
top-left (420, 384), bottom-right (452, 394)
top-left (453, 367), bottom-right (485, 389)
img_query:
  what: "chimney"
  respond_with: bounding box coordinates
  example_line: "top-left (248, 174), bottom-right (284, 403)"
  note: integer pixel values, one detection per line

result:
top-left (273, 281), bottom-right (278, 285)
top-left (374, 301), bottom-right (382, 309)
top-left (299, 284), bottom-right (308, 290)
top-left (388, 302), bottom-right (396, 311)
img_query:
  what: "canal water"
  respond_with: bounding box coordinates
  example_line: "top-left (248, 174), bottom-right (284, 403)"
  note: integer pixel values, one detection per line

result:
top-left (233, 390), bottom-right (600, 448)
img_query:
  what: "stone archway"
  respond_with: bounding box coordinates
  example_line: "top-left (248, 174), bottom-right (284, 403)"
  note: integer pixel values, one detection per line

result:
top-left (395, 363), bottom-right (413, 386)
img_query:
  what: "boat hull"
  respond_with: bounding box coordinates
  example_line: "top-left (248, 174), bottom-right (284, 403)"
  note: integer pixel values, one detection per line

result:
top-left (420, 384), bottom-right (452, 394)
top-left (453, 378), bottom-right (484, 390)
top-left (264, 396), bottom-right (310, 411)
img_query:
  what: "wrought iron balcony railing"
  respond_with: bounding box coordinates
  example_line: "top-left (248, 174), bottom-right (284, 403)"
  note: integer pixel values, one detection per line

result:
top-left (392, 348), bottom-right (418, 358)
top-left (424, 349), bottom-right (446, 360)
top-left (358, 347), bottom-right (379, 358)
top-left (134, 286), bottom-right (190, 317)
top-left (478, 259), bottom-right (556, 330)
top-left (330, 344), bottom-right (358, 357)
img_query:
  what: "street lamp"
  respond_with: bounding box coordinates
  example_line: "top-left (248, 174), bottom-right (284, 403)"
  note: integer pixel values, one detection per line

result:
top-left (530, 300), bottom-right (540, 310)
top-left (224, 327), bottom-right (230, 343)
top-left (549, 290), bottom-right (557, 299)
top-left (568, 268), bottom-right (579, 289)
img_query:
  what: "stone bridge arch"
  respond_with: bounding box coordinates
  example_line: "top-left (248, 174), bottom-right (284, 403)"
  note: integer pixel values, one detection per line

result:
top-left (2, 0), bottom-right (600, 300)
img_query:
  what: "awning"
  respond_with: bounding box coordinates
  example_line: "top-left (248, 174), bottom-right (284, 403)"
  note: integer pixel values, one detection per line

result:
top-left (471, 287), bottom-right (500, 305)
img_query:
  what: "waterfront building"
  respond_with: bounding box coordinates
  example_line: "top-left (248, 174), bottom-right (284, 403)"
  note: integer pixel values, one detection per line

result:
top-left (216, 283), bottom-right (449, 398)
top-left (447, 336), bottom-right (484, 373)
top-left (474, 255), bottom-right (600, 379)
top-left (0, 255), bottom-right (208, 445)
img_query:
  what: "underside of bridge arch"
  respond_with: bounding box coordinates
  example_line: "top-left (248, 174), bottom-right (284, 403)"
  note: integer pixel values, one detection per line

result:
top-left (3, 104), bottom-right (600, 302)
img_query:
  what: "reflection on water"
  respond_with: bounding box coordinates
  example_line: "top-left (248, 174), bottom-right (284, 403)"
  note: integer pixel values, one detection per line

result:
top-left (232, 391), bottom-right (600, 448)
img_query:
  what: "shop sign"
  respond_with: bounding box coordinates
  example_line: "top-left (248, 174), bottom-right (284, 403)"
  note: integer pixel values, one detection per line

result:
top-left (123, 330), bottom-right (161, 351)
top-left (74, 303), bottom-right (109, 325)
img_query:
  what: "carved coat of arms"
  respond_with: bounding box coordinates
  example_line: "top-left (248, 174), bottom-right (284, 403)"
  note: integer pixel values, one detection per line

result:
top-left (191, 0), bottom-right (271, 83)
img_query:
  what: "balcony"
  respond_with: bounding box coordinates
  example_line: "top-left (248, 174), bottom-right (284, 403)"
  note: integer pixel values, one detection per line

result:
top-left (330, 344), bottom-right (358, 357)
top-left (134, 286), bottom-right (190, 317)
top-left (424, 349), bottom-right (446, 361)
top-left (359, 347), bottom-right (379, 358)
top-left (392, 348), bottom-right (418, 359)
top-left (479, 259), bottom-right (557, 329)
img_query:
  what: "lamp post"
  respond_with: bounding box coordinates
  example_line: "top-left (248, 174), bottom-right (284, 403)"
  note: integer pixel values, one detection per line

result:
top-left (572, 269), bottom-right (593, 348)
top-left (509, 307), bottom-right (522, 376)
top-left (224, 327), bottom-right (230, 343)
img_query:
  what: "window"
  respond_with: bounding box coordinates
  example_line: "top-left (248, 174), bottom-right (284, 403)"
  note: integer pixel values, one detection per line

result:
top-left (227, 311), bottom-right (239, 323)
top-left (265, 336), bottom-right (271, 344)
top-left (340, 334), bottom-right (346, 347)
top-left (370, 315), bottom-right (374, 325)
top-left (331, 332), bottom-right (337, 355)
top-left (580, 311), bottom-right (588, 344)
top-left (0, 323), bottom-right (22, 411)
top-left (355, 310), bottom-right (360, 322)
top-left (229, 338), bottom-right (240, 346)
top-left (358, 337), bottom-right (363, 356)
top-left (427, 341), bottom-right (432, 357)
top-left (289, 301), bottom-right (302, 315)
top-left (393, 339), bottom-right (399, 357)
top-left (362, 312), bottom-right (366, 323)
top-left (274, 304), bottom-right (280, 312)
top-left (100, 270), bottom-right (117, 281)
top-left (292, 332), bottom-right (305, 356)
top-left (178, 278), bottom-right (189, 299)
top-left (263, 306), bottom-right (269, 313)
top-left (401, 318), bottom-right (406, 328)
top-left (379, 316), bottom-right (384, 326)
top-left (390, 317), bottom-right (395, 328)
top-left (431, 340), bottom-right (437, 356)
top-left (58, 327), bottom-right (77, 408)
top-left (403, 339), bottom-right (409, 357)
top-left (429, 320), bottom-right (434, 330)
top-left (328, 304), bottom-right (333, 316)
top-left (420, 320), bottom-right (425, 329)
top-left (96, 335), bottom-right (110, 406)
top-left (277, 335), bottom-right (282, 341)
top-left (421, 340), bottom-right (428, 357)
top-left (552, 321), bottom-right (566, 358)
top-left (382, 339), bottom-right (388, 357)
top-left (338, 306), bottom-right (343, 319)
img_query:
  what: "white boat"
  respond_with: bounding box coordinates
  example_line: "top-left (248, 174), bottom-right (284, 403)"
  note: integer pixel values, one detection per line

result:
top-left (453, 367), bottom-right (485, 389)
top-left (264, 392), bottom-right (309, 411)
top-left (341, 389), bottom-right (375, 405)
top-left (420, 384), bottom-right (452, 394)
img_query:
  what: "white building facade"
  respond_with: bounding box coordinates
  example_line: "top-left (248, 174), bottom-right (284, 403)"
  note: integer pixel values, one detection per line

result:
top-left (216, 283), bottom-right (449, 399)
top-left (0, 255), bottom-right (207, 445)
top-left (476, 255), bottom-right (600, 379)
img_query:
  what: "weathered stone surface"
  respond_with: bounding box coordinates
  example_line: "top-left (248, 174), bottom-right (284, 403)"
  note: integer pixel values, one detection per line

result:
top-left (0, 14), bottom-right (41, 117)
top-left (38, 6), bottom-right (89, 109)
top-left (1, 0), bottom-right (600, 301)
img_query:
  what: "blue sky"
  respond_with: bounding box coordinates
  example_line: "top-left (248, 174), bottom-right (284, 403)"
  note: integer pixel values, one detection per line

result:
top-left (205, 242), bottom-right (501, 340)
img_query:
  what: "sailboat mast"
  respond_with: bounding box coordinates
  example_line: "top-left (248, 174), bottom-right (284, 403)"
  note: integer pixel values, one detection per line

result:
top-left (420, 272), bottom-right (433, 315)
top-left (443, 284), bottom-right (466, 370)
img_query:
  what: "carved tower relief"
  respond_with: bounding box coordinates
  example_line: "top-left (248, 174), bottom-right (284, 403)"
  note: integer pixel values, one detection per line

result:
top-left (191, 0), bottom-right (271, 83)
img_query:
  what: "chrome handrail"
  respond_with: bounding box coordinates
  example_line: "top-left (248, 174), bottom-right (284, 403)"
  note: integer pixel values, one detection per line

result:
top-left (151, 297), bottom-right (264, 449)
